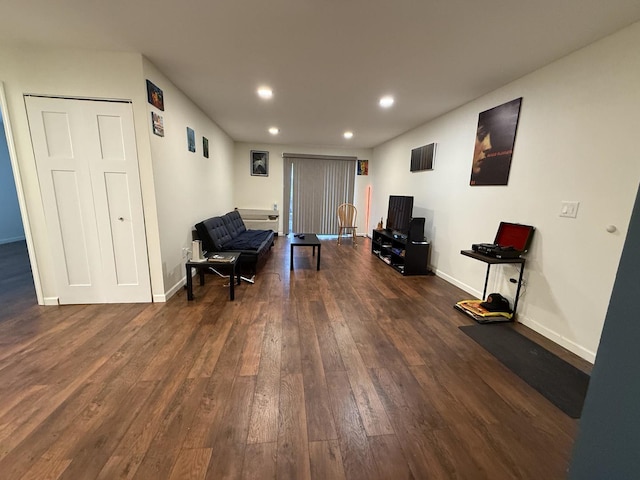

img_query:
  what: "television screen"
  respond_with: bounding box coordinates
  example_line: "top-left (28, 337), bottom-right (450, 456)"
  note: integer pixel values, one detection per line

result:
top-left (410, 143), bottom-right (435, 172)
top-left (386, 195), bottom-right (414, 234)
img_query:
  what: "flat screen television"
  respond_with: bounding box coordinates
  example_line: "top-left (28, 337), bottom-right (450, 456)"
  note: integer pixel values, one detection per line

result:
top-left (386, 195), bottom-right (414, 235)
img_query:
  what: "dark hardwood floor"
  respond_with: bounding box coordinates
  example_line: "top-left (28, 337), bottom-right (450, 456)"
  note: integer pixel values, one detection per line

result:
top-left (0, 237), bottom-right (590, 479)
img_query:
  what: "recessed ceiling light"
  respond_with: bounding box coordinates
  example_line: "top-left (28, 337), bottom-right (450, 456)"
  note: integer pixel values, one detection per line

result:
top-left (343, 131), bottom-right (354, 139)
top-left (268, 127), bottom-right (279, 135)
top-left (257, 87), bottom-right (273, 99)
top-left (379, 95), bottom-right (394, 108)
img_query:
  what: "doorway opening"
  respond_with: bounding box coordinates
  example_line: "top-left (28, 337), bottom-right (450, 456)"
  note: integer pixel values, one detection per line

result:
top-left (0, 85), bottom-right (38, 309)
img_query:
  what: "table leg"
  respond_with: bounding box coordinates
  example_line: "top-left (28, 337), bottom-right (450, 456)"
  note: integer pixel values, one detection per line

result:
top-left (186, 264), bottom-right (194, 301)
top-left (290, 245), bottom-right (294, 270)
top-left (512, 262), bottom-right (525, 317)
top-left (312, 245), bottom-right (316, 256)
top-left (230, 264), bottom-right (235, 301)
top-left (317, 244), bottom-right (321, 270)
top-left (482, 264), bottom-right (491, 300)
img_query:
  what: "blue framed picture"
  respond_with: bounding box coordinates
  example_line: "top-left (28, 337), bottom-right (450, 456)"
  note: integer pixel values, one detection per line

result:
top-left (187, 127), bottom-right (195, 152)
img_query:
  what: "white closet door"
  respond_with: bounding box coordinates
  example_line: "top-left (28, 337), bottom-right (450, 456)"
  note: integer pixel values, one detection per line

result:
top-left (26, 96), bottom-right (151, 304)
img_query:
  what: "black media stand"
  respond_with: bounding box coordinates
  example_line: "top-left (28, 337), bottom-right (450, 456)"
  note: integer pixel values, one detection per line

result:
top-left (371, 229), bottom-right (429, 275)
top-left (460, 250), bottom-right (526, 317)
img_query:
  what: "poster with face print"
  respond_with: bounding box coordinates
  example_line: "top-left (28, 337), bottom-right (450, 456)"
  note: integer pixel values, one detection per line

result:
top-left (470, 98), bottom-right (522, 186)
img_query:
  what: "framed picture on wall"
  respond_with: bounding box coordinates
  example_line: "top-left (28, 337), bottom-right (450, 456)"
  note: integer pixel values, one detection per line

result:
top-left (203, 137), bottom-right (209, 158)
top-left (250, 150), bottom-right (269, 176)
top-left (357, 159), bottom-right (369, 175)
top-left (151, 112), bottom-right (164, 137)
top-left (146, 80), bottom-right (164, 111)
top-left (470, 97), bottom-right (522, 186)
top-left (187, 127), bottom-right (196, 152)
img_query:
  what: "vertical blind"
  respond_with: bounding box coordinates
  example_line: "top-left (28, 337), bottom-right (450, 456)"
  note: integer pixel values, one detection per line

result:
top-left (283, 153), bottom-right (357, 235)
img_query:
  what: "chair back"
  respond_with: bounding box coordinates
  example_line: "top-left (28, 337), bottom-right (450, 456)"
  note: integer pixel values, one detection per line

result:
top-left (337, 203), bottom-right (357, 227)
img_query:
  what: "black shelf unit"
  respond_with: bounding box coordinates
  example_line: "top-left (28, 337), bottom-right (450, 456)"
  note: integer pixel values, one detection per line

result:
top-left (371, 229), bottom-right (429, 275)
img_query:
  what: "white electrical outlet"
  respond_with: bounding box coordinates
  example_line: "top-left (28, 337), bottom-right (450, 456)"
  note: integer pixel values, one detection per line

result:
top-left (560, 201), bottom-right (579, 218)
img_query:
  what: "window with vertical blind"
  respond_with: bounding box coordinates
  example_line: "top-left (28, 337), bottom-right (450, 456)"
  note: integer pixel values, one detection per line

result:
top-left (282, 153), bottom-right (357, 235)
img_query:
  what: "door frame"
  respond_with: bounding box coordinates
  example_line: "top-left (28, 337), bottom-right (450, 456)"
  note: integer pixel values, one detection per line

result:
top-left (0, 81), bottom-right (44, 304)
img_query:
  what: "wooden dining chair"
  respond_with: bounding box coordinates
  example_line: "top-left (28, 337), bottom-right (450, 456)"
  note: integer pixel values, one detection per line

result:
top-left (337, 203), bottom-right (358, 246)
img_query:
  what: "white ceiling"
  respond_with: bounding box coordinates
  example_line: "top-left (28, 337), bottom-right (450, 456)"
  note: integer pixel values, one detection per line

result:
top-left (2, 0), bottom-right (640, 148)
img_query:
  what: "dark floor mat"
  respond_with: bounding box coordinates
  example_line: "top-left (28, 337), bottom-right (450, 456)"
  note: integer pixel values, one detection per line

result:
top-left (460, 323), bottom-right (590, 418)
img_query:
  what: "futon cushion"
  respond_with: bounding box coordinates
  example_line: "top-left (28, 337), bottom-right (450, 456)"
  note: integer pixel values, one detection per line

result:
top-left (222, 229), bottom-right (273, 250)
top-left (195, 217), bottom-right (232, 252)
top-left (221, 211), bottom-right (247, 239)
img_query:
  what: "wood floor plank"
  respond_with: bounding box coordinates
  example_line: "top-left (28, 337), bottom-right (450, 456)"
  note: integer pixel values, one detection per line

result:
top-left (276, 373), bottom-right (311, 480)
top-left (368, 434), bottom-right (414, 480)
top-left (330, 318), bottom-right (394, 436)
top-left (309, 439), bottom-right (347, 480)
top-left (298, 300), bottom-right (338, 441)
top-left (308, 299), bottom-right (345, 372)
top-left (326, 370), bottom-right (382, 480)
top-left (238, 305), bottom-right (268, 376)
top-left (168, 448), bottom-right (213, 480)
top-left (182, 309), bottom-right (251, 450)
top-left (280, 300), bottom-right (302, 375)
top-left (246, 310), bottom-right (282, 445)
top-left (205, 376), bottom-right (256, 480)
top-left (241, 442), bottom-right (277, 480)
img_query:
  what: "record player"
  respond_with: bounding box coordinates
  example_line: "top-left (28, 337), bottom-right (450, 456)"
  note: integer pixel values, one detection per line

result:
top-left (471, 222), bottom-right (535, 259)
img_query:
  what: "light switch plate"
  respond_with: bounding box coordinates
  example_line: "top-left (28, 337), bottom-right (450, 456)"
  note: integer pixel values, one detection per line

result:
top-left (560, 201), bottom-right (580, 218)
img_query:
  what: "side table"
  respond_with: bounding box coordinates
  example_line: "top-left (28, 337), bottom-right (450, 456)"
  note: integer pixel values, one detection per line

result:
top-left (186, 252), bottom-right (241, 301)
top-left (460, 250), bottom-right (526, 318)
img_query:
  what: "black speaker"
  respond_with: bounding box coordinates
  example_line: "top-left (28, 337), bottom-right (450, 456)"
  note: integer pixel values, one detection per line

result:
top-left (407, 217), bottom-right (425, 241)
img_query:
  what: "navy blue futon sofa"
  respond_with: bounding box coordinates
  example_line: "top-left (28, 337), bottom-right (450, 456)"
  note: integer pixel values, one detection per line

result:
top-left (195, 210), bottom-right (275, 274)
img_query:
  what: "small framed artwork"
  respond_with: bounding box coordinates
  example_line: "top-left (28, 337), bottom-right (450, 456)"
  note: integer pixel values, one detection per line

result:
top-left (187, 127), bottom-right (196, 152)
top-left (250, 150), bottom-right (269, 176)
top-left (203, 137), bottom-right (209, 158)
top-left (151, 112), bottom-right (164, 137)
top-left (357, 159), bottom-right (369, 175)
top-left (146, 80), bottom-right (164, 111)
top-left (410, 143), bottom-right (435, 172)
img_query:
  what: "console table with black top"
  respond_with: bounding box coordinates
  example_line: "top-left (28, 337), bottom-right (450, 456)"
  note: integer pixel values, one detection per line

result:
top-left (290, 234), bottom-right (321, 271)
top-left (185, 252), bottom-right (241, 301)
top-left (460, 249), bottom-right (526, 317)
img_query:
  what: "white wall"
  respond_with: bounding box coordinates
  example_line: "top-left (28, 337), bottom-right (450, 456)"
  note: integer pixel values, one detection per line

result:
top-left (0, 47), bottom-right (237, 303)
top-left (372, 22), bottom-right (640, 362)
top-left (0, 46), bottom-right (164, 304)
top-left (233, 143), bottom-right (373, 233)
top-left (143, 59), bottom-right (235, 299)
top-left (0, 110), bottom-right (24, 244)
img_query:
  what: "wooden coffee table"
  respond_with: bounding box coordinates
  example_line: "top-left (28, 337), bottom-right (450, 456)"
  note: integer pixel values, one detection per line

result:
top-left (290, 234), bottom-right (321, 271)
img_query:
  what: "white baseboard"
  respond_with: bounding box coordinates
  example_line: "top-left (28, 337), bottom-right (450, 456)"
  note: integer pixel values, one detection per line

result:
top-left (153, 293), bottom-right (167, 303)
top-left (518, 314), bottom-right (597, 363)
top-left (433, 268), bottom-right (482, 299)
top-left (0, 235), bottom-right (26, 245)
top-left (43, 297), bottom-right (59, 306)
top-left (160, 276), bottom-right (188, 302)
